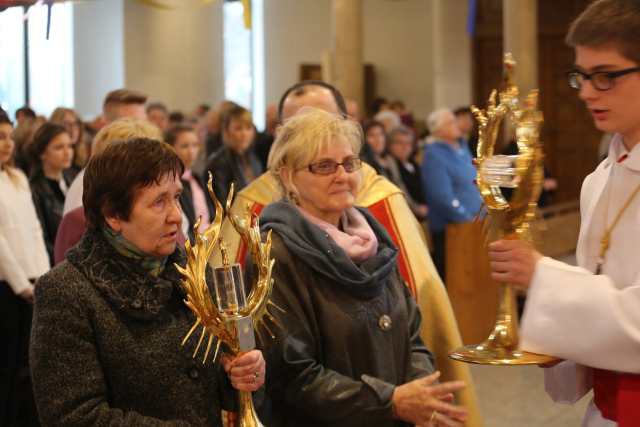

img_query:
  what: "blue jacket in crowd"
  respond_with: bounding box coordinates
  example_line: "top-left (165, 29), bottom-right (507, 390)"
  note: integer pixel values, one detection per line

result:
top-left (421, 140), bottom-right (482, 232)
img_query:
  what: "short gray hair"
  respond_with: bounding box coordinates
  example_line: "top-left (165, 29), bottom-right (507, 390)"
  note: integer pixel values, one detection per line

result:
top-left (427, 108), bottom-right (453, 134)
top-left (388, 125), bottom-right (414, 144)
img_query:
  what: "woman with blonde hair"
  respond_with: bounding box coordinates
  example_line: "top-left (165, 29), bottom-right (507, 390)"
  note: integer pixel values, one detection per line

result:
top-left (0, 116), bottom-right (49, 427)
top-left (62, 117), bottom-right (163, 215)
top-left (260, 107), bottom-right (468, 427)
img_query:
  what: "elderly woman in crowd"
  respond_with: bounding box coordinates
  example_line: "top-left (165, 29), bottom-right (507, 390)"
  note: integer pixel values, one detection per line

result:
top-left (30, 138), bottom-right (265, 426)
top-left (53, 118), bottom-right (165, 264)
top-left (0, 116), bottom-right (49, 427)
top-left (387, 126), bottom-right (429, 221)
top-left (421, 108), bottom-right (482, 282)
top-left (259, 107), bottom-right (468, 427)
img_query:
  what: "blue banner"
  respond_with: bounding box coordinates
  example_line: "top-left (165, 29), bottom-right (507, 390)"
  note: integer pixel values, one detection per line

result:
top-left (467, 0), bottom-right (477, 36)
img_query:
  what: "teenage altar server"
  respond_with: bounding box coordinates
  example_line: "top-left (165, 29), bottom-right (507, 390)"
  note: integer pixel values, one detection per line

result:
top-left (488, 1), bottom-right (640, 426)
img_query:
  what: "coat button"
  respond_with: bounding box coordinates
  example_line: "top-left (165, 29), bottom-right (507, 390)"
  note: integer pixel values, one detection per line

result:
top-left (188, 367), bottom-right (200, 380)
top-left (132, 299), bottom-right (142, 309)
top-left (378, 314), bottom-right (392, 331)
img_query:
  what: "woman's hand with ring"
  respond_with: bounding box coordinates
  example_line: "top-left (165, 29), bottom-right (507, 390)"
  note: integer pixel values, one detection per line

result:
top-left (391, 371), bottom-right (468, 426)
top-left (221, 349), bottom-right (265, 392)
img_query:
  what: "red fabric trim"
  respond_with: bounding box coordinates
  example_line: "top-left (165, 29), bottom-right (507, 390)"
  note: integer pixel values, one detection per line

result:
top-left (234, 203), bottom-right (265, 266)
top-left (241, 200), bottom-right (417, 294)
top-left (367, 200), bottom-right (417, 296)
top-left (226, 411), bottom-right (237, 427)
top-left (593, 368), bottom-right (640, 426)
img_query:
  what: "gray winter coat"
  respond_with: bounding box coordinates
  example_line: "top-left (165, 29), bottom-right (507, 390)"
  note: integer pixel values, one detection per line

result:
top-left (30, 229), bottom-right (235, 426)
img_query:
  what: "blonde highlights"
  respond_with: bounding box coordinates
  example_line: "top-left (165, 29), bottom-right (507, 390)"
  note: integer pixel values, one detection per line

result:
top-left (267, 107), bottom-right (363, 199)
top-left (268, 107), bottom-right (362, 197)
top-left (92, 118), bottom-right (163, 156)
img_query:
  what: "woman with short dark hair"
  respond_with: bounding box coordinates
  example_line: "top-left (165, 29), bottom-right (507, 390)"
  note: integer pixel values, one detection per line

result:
top-left (29, 122), bottom-right (73, 264)
top-left (30, 137), bottom-right (265, 426)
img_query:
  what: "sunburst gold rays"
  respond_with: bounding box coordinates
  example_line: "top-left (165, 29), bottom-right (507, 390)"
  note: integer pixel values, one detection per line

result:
top-left (175, 174), bottom-right (282, 365)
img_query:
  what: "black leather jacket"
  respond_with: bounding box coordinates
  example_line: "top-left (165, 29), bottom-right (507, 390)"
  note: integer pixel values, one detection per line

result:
top-left (30, 172), bottom-right (71, 264)
top-left (205, 146), bottom-right (263, 205)
top-left (261, 233), bottom-right (434, 427)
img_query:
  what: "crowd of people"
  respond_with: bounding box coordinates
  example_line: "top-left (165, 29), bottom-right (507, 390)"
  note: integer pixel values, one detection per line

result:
top-left (1, 79), bottom-right (478, 426)
top-left (0, 68), bottom-right (559, 427)
top-left (0, 75), bottom-right (548, 427)
top-left (2, 86), bottom-right (496, 277)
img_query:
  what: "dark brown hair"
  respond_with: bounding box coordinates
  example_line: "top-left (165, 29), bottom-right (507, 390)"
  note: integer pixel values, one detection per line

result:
top-left (164, 124), bottom-right (195, 146)
top-left (222, 105), bottom-right (254, 130)
top-left (15, 106), bottom-right (36, 121)
top-left (566, 0), bottom-right (640, 64)
top-left (29, 122), bottom-right (69, 176)
top-left (363, 120), bottom-right (386, 136)
top-left (146, 102), bottom-right (168, 115)
top-left (277, 80), bottom-right (348, 123)
top-left (0, 117), bottom-right (21, 186)
top-left (83, 138), bottom-right (184, 230)
top-left (103, 89), bottom-right (148, 107)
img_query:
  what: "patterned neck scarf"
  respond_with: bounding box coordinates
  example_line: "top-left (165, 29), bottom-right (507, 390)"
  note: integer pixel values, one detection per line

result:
top-left (102, 226), bottom-right (167, 277)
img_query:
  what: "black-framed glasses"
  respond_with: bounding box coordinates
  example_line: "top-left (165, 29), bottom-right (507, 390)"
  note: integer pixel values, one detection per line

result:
top-left (303, 157), bottom-right (362, 175)
top-left (567, 67), bottom-right (640, 91)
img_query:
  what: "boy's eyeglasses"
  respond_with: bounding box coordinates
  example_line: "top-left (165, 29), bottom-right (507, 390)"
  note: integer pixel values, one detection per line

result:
top-left (302, 157), bottom-right (363, 175)
top-left (567, 67), bottom-right (640, 91)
